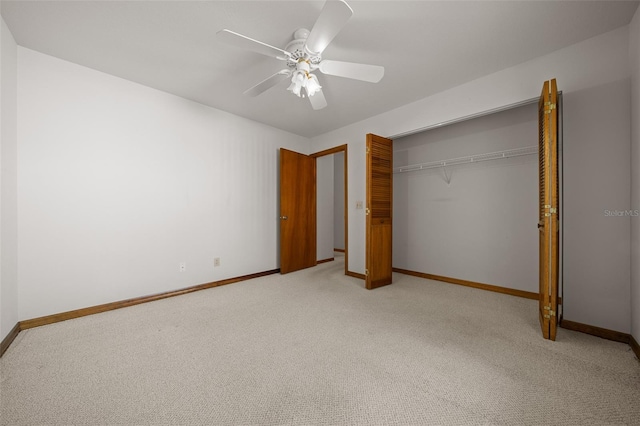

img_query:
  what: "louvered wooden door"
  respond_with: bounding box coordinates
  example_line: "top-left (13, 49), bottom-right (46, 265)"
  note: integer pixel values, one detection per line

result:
top-left (538, 79), bottom-right (559, 340)
top-left (280, 148), bottom-right (316, 274)
top-left (366, 134), bottom-right (393, 289)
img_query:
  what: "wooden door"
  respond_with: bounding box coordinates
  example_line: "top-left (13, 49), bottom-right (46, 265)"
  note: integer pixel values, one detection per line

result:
top-left (538, 79), bottom-right (559, 340)
top-left (280, 148), bottom-right (316, 274)
top-left (366, 134), bottom-right (393, 289)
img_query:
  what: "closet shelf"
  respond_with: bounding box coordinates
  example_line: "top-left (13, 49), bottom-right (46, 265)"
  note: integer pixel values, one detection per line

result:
top-left (393, 146), bottom-right (538, 174)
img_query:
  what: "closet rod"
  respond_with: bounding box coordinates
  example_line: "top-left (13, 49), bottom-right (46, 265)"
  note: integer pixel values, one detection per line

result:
top-left (394, 146), bottom-right (537, 174)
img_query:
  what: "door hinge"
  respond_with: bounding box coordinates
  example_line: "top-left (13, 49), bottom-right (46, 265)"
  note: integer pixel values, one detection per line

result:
top-left (365, 269), bottom-right (369, 276)
top-left (543, 305), bottom-right (556, 319)
top-left (365, 208), bottom-right (370, 216)
top-left (366, 146), bottom-right (370, 154)
top-left (544, 102), bottom-right (556, 114)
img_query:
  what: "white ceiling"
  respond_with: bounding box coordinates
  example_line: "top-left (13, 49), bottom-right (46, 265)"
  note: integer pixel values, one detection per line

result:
top-left (1, 1), bottom-right (638, 138)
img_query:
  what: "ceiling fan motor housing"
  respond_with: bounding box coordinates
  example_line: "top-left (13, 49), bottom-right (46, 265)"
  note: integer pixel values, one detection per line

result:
top-left (285, 28), bottom-right (321, 68)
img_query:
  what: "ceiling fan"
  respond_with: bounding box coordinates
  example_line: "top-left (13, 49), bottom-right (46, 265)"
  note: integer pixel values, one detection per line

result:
top-left (216, 0), bottom-right (384, 110)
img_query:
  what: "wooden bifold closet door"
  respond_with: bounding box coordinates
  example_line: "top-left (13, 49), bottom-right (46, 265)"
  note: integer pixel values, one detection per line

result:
top-left (366, 134), bottom-right (393, 289)
top-left (538, 79), bottom-right (559, 341)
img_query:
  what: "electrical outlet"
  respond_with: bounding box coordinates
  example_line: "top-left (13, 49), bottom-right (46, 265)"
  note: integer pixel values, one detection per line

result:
top-left (214, 258), bottom-right (221, 267)
top-left (179, 262), bottom-right (186, 272)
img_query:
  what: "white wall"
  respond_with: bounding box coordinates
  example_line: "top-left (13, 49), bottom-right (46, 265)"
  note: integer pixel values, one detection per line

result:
top-left (334, 152), bottom-right (345, 251)
top-left (17, 47), bottom-right (309, 321)
top-left (563, 78), bottom-right (631, 333)
top-left (311, 26), bottom-right (631, 331)
top-left (316, 154), bottom-right (334, 261)
top-left (394, 103), bottom-right (538, 293)
top-left (630, 7), bottom-right (640, 344)
top-left (1, 18), bottom-right (18, 341)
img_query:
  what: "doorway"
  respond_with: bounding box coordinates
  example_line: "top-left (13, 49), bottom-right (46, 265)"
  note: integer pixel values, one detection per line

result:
top-left (311, 145), bottom-right (348, 276)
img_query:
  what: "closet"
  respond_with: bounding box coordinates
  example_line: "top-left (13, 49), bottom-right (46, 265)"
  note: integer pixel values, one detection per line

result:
top-left (392, 99), bottom-right (554, 302)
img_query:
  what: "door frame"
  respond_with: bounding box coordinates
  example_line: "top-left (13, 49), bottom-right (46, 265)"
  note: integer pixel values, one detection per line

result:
top-left (310, 144), bottom-right (349, 276)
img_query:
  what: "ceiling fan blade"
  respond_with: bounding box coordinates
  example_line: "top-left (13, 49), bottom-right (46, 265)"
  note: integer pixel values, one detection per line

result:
top-left (217, 29), bottom-right (291, 59)
top-left (319, 60), bottom-right (384, 83)
top-left (304, 0), bottom-right (353, 55)
top-left (308, 88), bottom-right (328, 110)
top-left (244, 70), bottom-right (291, 97)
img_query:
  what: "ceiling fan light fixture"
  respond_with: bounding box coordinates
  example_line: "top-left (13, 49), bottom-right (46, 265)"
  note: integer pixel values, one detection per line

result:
top-left (305, 73), bottom-right (322, 97)
top-left (287, 71), bottom-right (305, 97)
top-left (287, 80), bottom-right (302, 97)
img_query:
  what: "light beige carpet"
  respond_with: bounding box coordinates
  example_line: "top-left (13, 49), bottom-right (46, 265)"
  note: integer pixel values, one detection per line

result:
top-left (1, 256), bottom-right (639, 425)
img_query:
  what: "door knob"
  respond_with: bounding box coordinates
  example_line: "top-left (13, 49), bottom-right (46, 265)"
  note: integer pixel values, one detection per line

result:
top-left (280, 216), bottom-right (288, 220)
